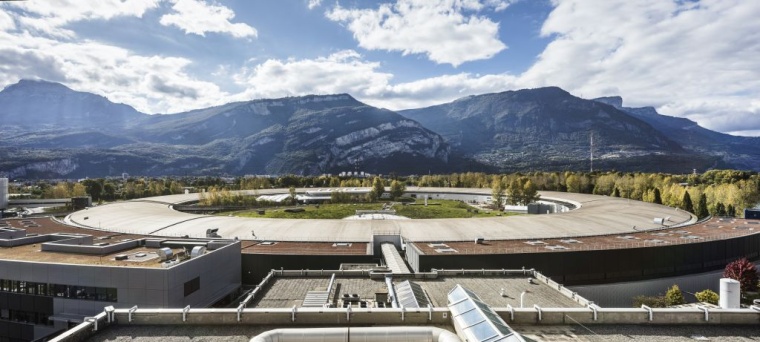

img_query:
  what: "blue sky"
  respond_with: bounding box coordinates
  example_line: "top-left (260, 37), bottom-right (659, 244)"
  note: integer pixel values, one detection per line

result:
top-left (1, 0), bottom-right (759, 136)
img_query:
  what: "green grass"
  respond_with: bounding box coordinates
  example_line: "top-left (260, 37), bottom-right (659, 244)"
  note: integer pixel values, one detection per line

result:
top-left (228, 199), bottom-right (519, 219)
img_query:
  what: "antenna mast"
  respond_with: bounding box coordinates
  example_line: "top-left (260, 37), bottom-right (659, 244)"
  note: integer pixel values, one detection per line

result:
top-left (590, 132), bottom-right (594, 173)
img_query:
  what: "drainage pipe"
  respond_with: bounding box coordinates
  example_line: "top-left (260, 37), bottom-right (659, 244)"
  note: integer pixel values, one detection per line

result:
top-left (249, 327), bottom-right (461, 342)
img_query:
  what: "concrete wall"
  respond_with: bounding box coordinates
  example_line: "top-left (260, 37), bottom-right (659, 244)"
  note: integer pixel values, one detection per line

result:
top-left (101, 306), bottom-right (760, 326)
top-left (242, 254), bottom-right (376, 285)
top-left (411, 233), bottom-right (760, 286)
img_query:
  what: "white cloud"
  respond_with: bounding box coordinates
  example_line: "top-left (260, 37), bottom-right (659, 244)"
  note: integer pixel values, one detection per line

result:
top-left (160, 0), bottom-right (257, 39)
top-left (308, 0), bottom-right (322, 10)
top-left (326, 0), bottom-right (508, 66)
top-left (232, 50), bottom-right (517, 110)
top-left (0, 9), bottom-right (15, 31)
top-left (518, 0), bottom-right (760, 133)
top-left (5, 0), bottom-right (159, 37)
top-left (0, 28), bottom-right (229, 114)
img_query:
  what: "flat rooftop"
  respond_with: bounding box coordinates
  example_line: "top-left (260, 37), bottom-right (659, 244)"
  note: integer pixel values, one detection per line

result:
top-left (65, 188), bottom-right (697, 243)
top-left (84, 324), bottom-right (760, 342)
top-left (411, 217), bottom-right (760, 255)
top-left (250, 275), bottom-right (583, 309)
top-left (241, 241), bottom-right (370, 255)
top-left (0, 218), bottom-right (196, 268)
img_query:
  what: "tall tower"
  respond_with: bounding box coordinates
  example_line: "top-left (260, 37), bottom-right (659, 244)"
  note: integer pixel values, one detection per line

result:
top-left (589, 132), bottom-right (594, 173)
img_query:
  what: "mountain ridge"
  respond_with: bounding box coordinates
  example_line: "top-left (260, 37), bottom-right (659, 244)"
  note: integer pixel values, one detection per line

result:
top-left (0, 79), bottom-right (756, 178)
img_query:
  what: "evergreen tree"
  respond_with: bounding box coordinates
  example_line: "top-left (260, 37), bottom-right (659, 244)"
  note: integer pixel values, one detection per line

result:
top-left (653, 188), bottom-right (662, 204)
top-left (681, 191), bottom-right (694, 214)
top-left (697, 193), bottom-right (709, 219)
top-left (727, 204), bottom-right (736, 217)
top-left (715, 202), bottom-right (727, 217)
top-left (612, 187), bottom-right (620, 197)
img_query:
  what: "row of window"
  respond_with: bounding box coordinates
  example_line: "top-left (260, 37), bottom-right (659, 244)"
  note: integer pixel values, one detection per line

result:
top-left (0, 280), bottom-right (117, 302)
top-left (0, 309), bottom-right (52, 326)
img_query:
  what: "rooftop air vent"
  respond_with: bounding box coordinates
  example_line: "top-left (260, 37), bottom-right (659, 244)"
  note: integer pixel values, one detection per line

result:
top-left (158, 247), bottom-right (173, 261)
top-left (190, 246), bottom-right (207, 258)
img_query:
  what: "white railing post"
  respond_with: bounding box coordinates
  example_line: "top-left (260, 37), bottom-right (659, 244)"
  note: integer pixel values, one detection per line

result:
top-left (292, 305), bottom-right (297, 322)
top-left (84, 317), bottom-right (97, 331)
top-left (128, 306), bottom-right (138, 322)
top-left (428, 304), bottom-right (433, 321)
top-left (696, 305), bottom-right (709, 322)
top-left (182, 305), bottom-right (190, 322)
top-left (401, 305), bottom-right (405, 321)
top-left (346, 304), bottom-right (351, 322)
top-left (588, 304), bottom-right (599, 321)
top-left (104, 306), bottom-right (115, 323)
top-left (507, 304), bottom-right (514, 321)
top-left (533, 304), bottom-right (542, 321)
top-left (641, 305), bottom-right (653, 321)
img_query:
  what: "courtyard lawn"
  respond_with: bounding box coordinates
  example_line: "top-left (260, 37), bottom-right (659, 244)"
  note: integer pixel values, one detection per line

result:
top-left (228, 199), bottom-right (519, 219)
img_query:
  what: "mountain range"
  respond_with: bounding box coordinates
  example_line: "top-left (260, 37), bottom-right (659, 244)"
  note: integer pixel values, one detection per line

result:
top-left (0, 79), bottom-right (757, 178)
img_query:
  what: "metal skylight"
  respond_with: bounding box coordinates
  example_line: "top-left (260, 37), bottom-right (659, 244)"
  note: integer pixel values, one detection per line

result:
top-left (447, 284), bottom-right (530, 342)
top-left (395, 280), bottom-right (430, 308)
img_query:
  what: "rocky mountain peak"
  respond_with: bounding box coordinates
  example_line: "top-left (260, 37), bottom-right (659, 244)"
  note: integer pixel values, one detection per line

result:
top-left (593, 96), bottom-right (624, 108)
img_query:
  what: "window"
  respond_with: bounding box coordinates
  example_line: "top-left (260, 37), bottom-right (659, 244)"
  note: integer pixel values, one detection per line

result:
top-left (184, 277), bottom-right (200, 297)
top-left (0, 278), bottom-right (116, 302)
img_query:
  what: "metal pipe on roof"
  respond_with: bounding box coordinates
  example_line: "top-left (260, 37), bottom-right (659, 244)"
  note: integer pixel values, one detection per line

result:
top-left (249, 327), bottom-right (461, 342)
top-left (386, 275), bottom-right (399, 308)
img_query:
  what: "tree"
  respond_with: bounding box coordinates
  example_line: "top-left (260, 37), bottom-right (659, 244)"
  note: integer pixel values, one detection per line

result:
top-left (695, 289), bottom-right (719, 305)
top-left (566, 174), bottom-right (581, 193)
top-left (727, 204), bottom-right (736, 217)
top-left (371, 177), bottom-right (385, 201)
top-left (665, 284), bottom-right (686, 306)
top-left (697, 193), bottom-right (709, 219)
top-left (506, 179), bottom-right (522, 205)
top-left (521, 179), bottom-right (540, 205)
top-left (289, 186), bottom-right (297, 205)
top-left (389, 180), bottom-right (405, 199)
top-left (612, 187), bottom-right (620, 197)
top-left (723, 258), bottom-right (759, 293)
top-left (715, 202), bottom-right (727, 217)
top-left (652, 188), bottom-right (662, 204)
top-left (681, 191), bottom-right (694, 214)
top-left (491, 178), bottom-right (505, 207)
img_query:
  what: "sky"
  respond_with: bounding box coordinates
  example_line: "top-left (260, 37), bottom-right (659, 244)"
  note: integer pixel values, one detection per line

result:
top-left (1, 0), bottom-right (759, 136)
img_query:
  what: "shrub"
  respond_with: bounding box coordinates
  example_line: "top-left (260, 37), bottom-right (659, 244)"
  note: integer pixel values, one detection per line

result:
top-left (695, 289), bottom-right (719, 305)
top-left (665, 284), bottom-right (686, 306)
top-left (632, 295), bottom-right (668, 308)
top-left (723, 258), bottom-right (759, 293)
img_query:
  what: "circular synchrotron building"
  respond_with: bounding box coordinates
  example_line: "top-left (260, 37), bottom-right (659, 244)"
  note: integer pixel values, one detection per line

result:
top-left (63, 187), bottom-right (760, 290)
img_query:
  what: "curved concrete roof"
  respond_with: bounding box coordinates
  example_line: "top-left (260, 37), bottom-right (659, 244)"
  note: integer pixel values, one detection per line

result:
top-left (65, 188), bottom-right (695, 243)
